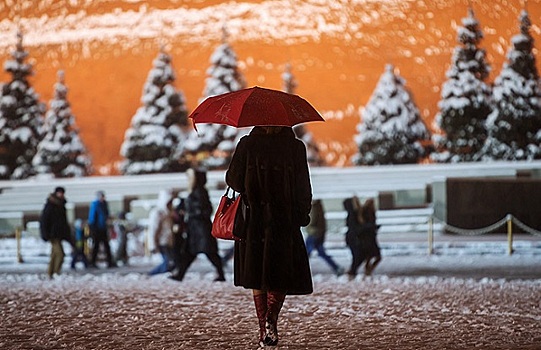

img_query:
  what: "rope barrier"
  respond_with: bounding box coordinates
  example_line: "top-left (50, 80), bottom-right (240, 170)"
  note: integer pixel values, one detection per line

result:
top-left (510, 215), bottom-right (541, 236)
top-left (16, 227), bottom-right (23, 263)
top-left (443, 216), bottom-right (508, 236)
top-left (427, 214), bottom-right (540, 255)
top-left (432, 214), bottom-right (541, 236)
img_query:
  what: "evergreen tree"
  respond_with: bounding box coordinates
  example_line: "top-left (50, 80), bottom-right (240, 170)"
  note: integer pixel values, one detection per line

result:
top-left (432, 7), bottom-right (492, 163)
top-left (480, 10), bottom-right (541, 160)
top-left (0, 31), bottom-right (45, 179)
top-left (284, 63), bottom-right (325, 166)
top-left (119, 49), bottom-right (188, 175)
top-left (183, 28), bottom-right (247, 169)
top-left (32, 71), bottom-right (92, 177)
top-left (352, 65), bottom-right (430, 165)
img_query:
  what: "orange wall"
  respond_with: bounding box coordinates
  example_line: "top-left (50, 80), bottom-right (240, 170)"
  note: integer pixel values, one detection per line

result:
top-left (0, 0), bottom-right (539, 173)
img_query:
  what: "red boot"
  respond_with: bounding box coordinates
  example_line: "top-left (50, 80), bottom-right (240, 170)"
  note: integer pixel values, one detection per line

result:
top-left (265, 291), bottom-right (286, 346)
top-left (253, 293), bottom-right (268, 346)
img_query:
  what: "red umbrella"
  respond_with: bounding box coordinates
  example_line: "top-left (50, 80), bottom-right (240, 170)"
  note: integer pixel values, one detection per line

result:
top-left (189, 86), bottom-right (325, 129)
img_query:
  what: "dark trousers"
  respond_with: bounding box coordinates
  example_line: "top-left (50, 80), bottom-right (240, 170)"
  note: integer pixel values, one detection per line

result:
top-left (347, 243), bottom-right (366, 276)
top-left (172, 232), bottom-right (186, 271)
top-left (91, 228), bottom-right (113, 266)
top-left (71, 248), bottom-right (88, 269)
top-left (174, 251), bottom-right (225, 281)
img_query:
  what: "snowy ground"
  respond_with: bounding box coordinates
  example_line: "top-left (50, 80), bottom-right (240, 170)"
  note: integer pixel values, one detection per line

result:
top-left (1, 234), bottom-right (541, 349)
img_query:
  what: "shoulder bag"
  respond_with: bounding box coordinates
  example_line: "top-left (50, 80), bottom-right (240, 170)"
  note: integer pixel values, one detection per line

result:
top-left (212, 187), bottom-right (246, 240)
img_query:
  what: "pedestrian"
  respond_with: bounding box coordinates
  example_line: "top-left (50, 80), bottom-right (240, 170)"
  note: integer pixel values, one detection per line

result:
top-left (88, 190), bottom-right (115, 268)
top-left (39, 186), bottom-right (73, 278)
top-left (226, 126), bottom-right (313, 347)
top-left (170, 197), bottom-right (187, 274)
top-left (170, 168), bottom-right (226, 282)
top-left (148, 189), bottom-right (176, 275)
top-left (361, 198), bottom-right (382, 276)
top-left (343, 196), bottom-right (366, 279)
top-left (114, 212), bottom-right (130, 266)
top-left (70, 218), bottom-right (89, 270)
top-left (305, 199), bottom-right (344, 276)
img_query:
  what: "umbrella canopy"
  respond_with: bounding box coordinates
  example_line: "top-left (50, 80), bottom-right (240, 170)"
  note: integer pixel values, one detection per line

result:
top-left (189, 86), bottom-right (325, 129)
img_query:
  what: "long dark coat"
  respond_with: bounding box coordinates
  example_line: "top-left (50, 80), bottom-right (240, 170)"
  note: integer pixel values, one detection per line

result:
top-left (361, 203), bottom-right (381, 258)
top-left (40, 194), bottom-right (72, 242)
top-left (226, 127), bottom-right (313, 295)
top-left (343, 198), bottom-right (363, 249)
top-left (343, 198), bottom-right (380, 258)
top-left (185, 182), bottom-right (219, 255)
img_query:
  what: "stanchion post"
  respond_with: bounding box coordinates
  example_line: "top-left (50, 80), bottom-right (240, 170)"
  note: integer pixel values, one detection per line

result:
top-left (427, 215), bottom-right (434, 255)
top-left (16, 227), bottom-right (24, 263)
top-left (506, 214), bottom-right (513, 255)
top-left (144, 228), bottom-right (150, 258)
top-left (84, 224), bottom-right (91, 257)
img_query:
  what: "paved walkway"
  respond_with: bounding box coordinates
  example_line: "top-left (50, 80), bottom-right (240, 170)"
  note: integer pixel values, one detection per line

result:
top-left (1, 234), bottom-right (540, 349)
top-left (1, 271), bottom-right (540, 350)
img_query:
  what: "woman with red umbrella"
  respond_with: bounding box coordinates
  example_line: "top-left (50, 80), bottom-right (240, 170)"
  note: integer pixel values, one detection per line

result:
top-left (191, 86), bottom-right (323, 346)
top-left (226, 125), bottom-right (313, 347)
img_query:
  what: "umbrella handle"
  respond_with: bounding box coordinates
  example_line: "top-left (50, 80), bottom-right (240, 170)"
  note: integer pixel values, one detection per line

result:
top-left (191, 118), bottom-right (198, 132)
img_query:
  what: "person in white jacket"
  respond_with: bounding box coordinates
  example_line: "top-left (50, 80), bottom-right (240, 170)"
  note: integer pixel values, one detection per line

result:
top-left (148, 189), bottom-right (175, 275)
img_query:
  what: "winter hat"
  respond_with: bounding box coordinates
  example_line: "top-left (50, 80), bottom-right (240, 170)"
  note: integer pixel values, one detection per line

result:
top-left (195, 170), bottom-right (207, 186)
top-left (186, 168), bottom-right (208, 190)
top-left (54, 186), bottom-right (66, 194)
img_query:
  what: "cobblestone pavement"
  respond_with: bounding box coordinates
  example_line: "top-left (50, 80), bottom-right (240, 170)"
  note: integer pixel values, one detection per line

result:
top-left (1, 234), bottom-right (541, 349)
top-left (1, 269), bottom-right (541, 350)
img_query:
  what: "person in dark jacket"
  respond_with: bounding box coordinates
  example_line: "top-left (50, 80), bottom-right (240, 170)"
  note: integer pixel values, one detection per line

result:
top-left (171, 197), bottom-right (186, 273)
top-left (170, 168), bottom-right (225, 282)
top-left (361, 198), bottom-right (381, 276)
top-left (40, 186), bottom-right (72, 278)
top-left (226, 126), bottom-right (313, 347)
top-left (343, 196), bottom-right (367, 279)
top-left (305, 199), bottom-right (344, 276)
top-left (88, 190), bottom-right (115, 268)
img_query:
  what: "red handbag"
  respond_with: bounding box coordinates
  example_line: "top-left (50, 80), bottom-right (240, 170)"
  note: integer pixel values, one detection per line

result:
top-left (212, 187), bottom-right (245, 240)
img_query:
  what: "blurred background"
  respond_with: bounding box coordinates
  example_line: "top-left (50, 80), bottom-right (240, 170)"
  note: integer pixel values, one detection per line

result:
top-left (1, 0), bottom-right (540, 174)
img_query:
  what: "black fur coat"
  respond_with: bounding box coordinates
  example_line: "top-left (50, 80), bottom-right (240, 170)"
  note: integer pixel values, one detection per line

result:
top-left (226, 127), bottom-right (313, 295)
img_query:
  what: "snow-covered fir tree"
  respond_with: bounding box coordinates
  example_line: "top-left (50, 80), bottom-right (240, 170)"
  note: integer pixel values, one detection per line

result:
top-left (182, 27), bottom-right (247, 170)
top-left (480, 10), bottom-right (541, 161)
top-left (352, 65), bottom-right (430, 165)
top-left (284, 63), bottom-right (325, 166)
top-left (119, 49), bottom-right (189, 174)
top-left (432, 7), bottom-right (492, 163)
top-left (0, 31), bottom-right (45, 179)
top-left (32, 71), bottom-right (92, 177)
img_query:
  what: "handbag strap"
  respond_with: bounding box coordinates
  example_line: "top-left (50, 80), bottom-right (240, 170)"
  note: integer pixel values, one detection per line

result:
top-left (225, 186), bottom-right (238, 200)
